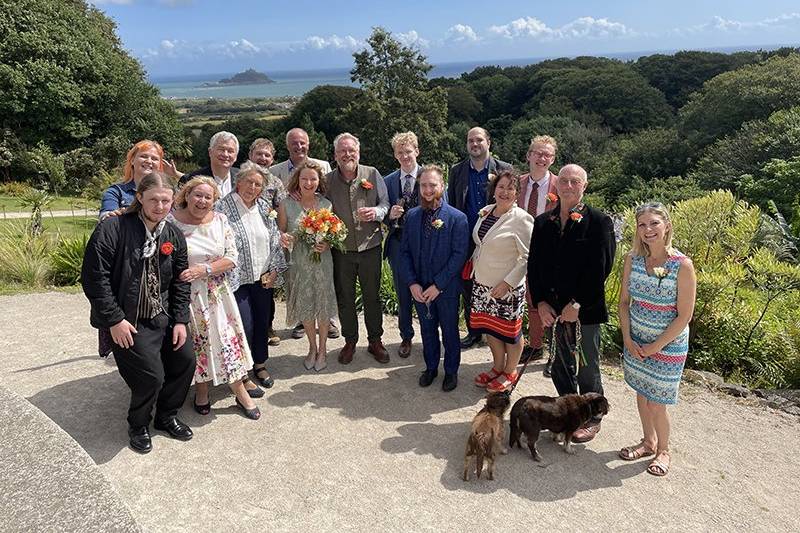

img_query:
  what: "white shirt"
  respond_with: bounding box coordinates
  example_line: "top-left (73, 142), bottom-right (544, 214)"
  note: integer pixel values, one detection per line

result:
top-left (215, 173), bottom-right (233, 198)
top-left (522, 171), bottom-right (551, 216)
top-left (234, 193), bottom-right (270, 280)
top-left (399, 164), bottom-right (419, 194)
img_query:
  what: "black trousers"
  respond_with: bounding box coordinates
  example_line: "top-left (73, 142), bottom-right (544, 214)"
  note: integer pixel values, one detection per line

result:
top-left (551, 322), bottom-right (604, 413)
top-left (332, 246), bottom-right (384, 342)
top-left (235, 281), bottom-right (273, 365)
top-left (112, 314), bottom-right (195, 428)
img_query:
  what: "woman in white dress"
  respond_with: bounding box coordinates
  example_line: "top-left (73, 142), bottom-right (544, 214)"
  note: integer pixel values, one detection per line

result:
top-left (169, 176), bottom-right (261, 420)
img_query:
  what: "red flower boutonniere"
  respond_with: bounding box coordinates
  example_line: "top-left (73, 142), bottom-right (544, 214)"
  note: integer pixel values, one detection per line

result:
top-left (547, 192), bottom-right (558, 203)
top-left (569, 212), bottom-right (583, 222)
top-left (432, 219), bottom-right (444, 230)
top-left (360, 179), bottom-right (373, 190)
top-left (160, 241), bottom-right (174, 255)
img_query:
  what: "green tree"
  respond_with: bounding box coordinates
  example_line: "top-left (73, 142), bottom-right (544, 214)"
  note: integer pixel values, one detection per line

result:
top-left (529, 64), bottom-right (673, 133)
top-left (286, 85), bottom-right (362, 141)
top-left (633, 50), bottom-right (762, 109)
top-left (344, 27), bottom-right (454, 171)
top-left (0, 0), bottom-right (187, 188)
top-left (679, 53), bottom-right (800, 148)
top-left (739, 157), bottom-right (800, 215)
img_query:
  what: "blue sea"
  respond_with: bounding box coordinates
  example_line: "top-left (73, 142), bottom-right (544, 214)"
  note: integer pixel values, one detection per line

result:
top-left (152, 45), bottom-right (786, 100)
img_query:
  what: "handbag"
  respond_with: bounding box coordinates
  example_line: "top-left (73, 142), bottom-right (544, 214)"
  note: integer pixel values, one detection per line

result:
top-left (461, 259), bottom-right (473, 280)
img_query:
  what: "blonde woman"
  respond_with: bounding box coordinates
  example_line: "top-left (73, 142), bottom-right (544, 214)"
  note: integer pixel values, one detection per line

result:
top-left (618, 202), bottom-right (696, 476)
top-left (169, 176), bottom-right (261, 420)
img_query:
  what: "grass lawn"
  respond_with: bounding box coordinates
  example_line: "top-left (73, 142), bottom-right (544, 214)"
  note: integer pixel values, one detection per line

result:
top-left (0, 215), bottom-right (97, 238)
top-left (0, 194), bottom-right (93, 213)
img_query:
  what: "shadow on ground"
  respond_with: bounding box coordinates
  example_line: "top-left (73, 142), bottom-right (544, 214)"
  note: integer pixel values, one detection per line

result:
top-left (381, 420), bottom-right (644, 500)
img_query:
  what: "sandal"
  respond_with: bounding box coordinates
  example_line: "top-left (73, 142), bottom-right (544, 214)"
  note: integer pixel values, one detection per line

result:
top-left (474, 367), bottom-right (503, 388)
top-left (647, 450), bottom-right (671, 477)
top-left (193, 395), bottom-right (211, 416)
top-left (619, 440), bottom-right (656, 461)
top-left (242, 376), bottom-right (265, 398)
top-left (253, 366), bottom-right (275, 388)
top-left (486, 371), bottom-right (519, 393)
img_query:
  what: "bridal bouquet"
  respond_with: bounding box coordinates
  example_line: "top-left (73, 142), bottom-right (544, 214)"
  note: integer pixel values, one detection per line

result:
top-left (296, 208), bottom-right (348, 262)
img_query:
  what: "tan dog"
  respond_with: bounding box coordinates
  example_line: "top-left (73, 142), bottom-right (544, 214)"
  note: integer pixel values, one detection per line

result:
top-left (463, 392), bottom-right (512, 481)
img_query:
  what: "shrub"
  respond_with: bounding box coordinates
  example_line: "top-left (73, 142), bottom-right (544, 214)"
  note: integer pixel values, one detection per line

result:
top-left (51, 234), bottom-right (88, 285)
top-left (0, 181), bottom-right (32, 196)
top-left (0, 223), bottom-right (53, 286)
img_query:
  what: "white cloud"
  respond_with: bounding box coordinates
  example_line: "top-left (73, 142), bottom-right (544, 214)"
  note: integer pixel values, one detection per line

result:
top-left (305, 34), bottom-right (363, 50)
top-left (677, 12), bottom-right (800, 35)
top-left (223, 38), bottom-right (260, 57)
top-left (488, 16), bottom-right (632, 41)
top-left (445, 24), bottom-right (480, 43)
top-left (396, 30), bottom-right (430, 49)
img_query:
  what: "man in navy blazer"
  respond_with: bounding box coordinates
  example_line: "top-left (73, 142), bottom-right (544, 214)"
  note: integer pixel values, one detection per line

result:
top-left (384, 132), bottom-right (423, 358)
top-left (400, 165), bottom-right (469, 391)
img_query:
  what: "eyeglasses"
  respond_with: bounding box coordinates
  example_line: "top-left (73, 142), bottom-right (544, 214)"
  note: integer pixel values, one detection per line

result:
top-left (530, 150), bottom-right (555, 159)
top-left (635, 202), bottom-right (665, 213)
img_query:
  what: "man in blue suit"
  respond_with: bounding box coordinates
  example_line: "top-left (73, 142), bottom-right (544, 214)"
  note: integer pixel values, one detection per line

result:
top-left (384, 132), bottom-right (423, 358)
top-left (400, 165), bottom-right (469, 391)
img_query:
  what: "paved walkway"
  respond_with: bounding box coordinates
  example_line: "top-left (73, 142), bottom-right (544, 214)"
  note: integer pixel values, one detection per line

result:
top-left (0, 209), bottom-right (93, 220)
top-left (0, 292), bottom-right (798, 532)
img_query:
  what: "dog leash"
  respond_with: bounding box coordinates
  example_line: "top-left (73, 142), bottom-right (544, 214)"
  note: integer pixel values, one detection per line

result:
top-left (507, 318), bottom-right (584, 397)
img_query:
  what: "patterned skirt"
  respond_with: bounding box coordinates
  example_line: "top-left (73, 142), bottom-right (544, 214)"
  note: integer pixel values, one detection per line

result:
top-left (470, 280), bottom-right (525, 344)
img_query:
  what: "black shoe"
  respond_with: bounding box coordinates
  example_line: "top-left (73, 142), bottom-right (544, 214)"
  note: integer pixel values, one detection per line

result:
top-left (193, 396), bottom-right (211, 415)
top-left (327, 321), bottom-right (340, 339)
top-left (235, 397), bottom-right (261, 420)
top-left (460, 334), bottom-right (481, 349)
top-left (253, 367), bottom-right (274, 388)
top-left (128, 426), bottom-right (152, 454)
top-left (520, 346), bottom-right (544, 364)
top-left (243, 377), bottom-right (265, 398)
top-left (291, 323), bottom-right (304, 339)
top-left (442, 374), bottom-right (458, 392)
top-left (543, 356), bottom-right (554, 378)
top-left (153, 417), bottom-right (193, 441)
top-left (418, 370), bottom-right (438, 387)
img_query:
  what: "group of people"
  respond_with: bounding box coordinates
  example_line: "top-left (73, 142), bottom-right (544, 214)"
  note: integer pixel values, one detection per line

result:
top-left (82, 125), bottom-right (696, 477)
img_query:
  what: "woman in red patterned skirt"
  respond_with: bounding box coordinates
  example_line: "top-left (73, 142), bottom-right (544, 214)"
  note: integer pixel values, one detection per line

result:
top-left (469, 170), bottom-right (535, 392)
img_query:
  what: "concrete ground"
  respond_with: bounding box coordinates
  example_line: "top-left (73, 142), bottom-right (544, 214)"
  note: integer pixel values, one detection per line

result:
top-left (0, 292), bottom-right (798, 533)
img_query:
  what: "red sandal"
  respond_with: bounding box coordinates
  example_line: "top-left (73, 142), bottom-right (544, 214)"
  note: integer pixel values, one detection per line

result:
top-left (487, 371), bottom-right (519, 392)
top-left (474, 367), bottom-right (503, 388)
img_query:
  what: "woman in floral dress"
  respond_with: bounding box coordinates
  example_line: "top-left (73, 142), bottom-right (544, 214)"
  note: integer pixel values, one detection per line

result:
top-left (169, 176), bottom-right (261, 420)
top-left (618, 202), bottom-right (696, 476)
top-left (278, 161), bottom-right (338, 371)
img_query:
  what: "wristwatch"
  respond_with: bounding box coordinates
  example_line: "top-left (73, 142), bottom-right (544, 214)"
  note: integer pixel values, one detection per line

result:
top-left (570, 300), bottom-right (581, 310)
top-left (204, 263), bottom-right (212, 277)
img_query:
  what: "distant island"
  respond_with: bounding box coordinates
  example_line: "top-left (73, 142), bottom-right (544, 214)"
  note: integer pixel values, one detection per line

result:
top-left (202, 69), bottom-right (275, 87)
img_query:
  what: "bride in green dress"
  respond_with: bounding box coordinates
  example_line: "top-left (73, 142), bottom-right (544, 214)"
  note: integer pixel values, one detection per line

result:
top-left (278, 161), bottom-right (339, 371)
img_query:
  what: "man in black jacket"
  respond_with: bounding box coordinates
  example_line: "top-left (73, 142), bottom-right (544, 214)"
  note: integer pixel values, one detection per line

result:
top-left (447, 126), bottom-right (512, 349)
top-left (82, 172), bottom-right (195, 454)
top-left (528, 164), bottom-right (616, 443)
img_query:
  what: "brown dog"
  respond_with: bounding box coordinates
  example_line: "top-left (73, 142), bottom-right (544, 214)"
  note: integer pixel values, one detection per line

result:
top-left (463, 391), bottom-right (512, 481)
top-left (509, 392), bottom-right (609, 461)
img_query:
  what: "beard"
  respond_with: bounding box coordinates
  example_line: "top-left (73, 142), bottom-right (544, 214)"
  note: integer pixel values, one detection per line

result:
top-left (420, 191), bottom-right (443, 210)
top-left (338, 159), bottom-right (358, 176)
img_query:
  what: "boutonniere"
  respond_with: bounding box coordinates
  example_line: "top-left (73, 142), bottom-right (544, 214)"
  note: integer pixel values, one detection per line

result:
top-left (547, 192), bottom-right (558, 203)
top-left (360, 178), bottom-right (373, 190)
top-left (652, 266), bottom-right (669, 287)
top-left (432, 219), bottom-right (444, 230)
top-left (569, 203), bottom-right (585, 223)
top-left (268, 209), bottom-right (278, 220)
top-left (160, 241), bottom-right (174, 255)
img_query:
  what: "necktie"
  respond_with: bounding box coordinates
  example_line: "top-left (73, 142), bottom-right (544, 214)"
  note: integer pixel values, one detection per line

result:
top-left (403, 175), bottom-right (413, 198)
top-left (527, 181), bottom-right (539, 216)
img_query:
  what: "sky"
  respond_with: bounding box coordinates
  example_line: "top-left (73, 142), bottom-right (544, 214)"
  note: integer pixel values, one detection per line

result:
top-left (90, 0), bottom-right (800, 78)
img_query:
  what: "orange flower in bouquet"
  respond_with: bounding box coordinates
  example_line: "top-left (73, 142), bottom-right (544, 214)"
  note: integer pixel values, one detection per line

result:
top-left (296, 208), bottom-right (348, 262)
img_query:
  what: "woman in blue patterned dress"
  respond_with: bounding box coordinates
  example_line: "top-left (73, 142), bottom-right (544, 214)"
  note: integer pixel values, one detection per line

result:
top-left (618, 203), bottom-right (696, 477)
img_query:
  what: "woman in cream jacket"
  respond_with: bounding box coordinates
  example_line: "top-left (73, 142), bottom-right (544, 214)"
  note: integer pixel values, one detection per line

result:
top-left (469, 170), bottom-right (534, 392)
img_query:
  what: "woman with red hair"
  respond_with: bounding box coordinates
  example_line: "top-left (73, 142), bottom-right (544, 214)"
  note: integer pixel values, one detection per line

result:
top-left (99, 140), bottom-right (180, 219)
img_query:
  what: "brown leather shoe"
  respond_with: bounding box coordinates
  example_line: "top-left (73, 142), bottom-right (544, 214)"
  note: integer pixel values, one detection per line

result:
top-left (368, 339), bottom-right (390, 363)
top-left (338, 341), bottom-right (356, 364)
top-left (571, 422), bottom-right (601, 443)
top-left (398, 339), bottom-right (412, 358)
